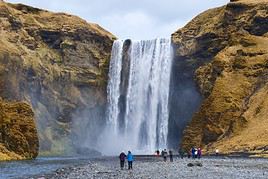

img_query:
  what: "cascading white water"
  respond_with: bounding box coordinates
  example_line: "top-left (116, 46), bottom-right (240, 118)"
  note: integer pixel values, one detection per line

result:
top-left (107, 40), bottom-right (124, 134)
top-left (105, 38), bottom-right (173, 154)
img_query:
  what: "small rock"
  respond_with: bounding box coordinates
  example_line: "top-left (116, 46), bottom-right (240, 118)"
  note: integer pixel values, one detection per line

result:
top-left (196, 162), bottom-right (203, 167)
top-left (187, 163), bottom-right (194, 167)
top-left (187, 162), bottom-right (203, 167)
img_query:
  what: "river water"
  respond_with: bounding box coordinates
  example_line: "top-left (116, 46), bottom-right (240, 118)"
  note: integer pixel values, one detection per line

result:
top-left (0, 157), bottom-right (90, 179)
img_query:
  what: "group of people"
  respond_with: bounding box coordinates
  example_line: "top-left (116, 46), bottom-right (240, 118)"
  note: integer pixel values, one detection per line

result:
top-left (156, 148), bottom-right (202, 160)
top-left (155, 149), bottom-right (173, 162)
top-left (119, 151), bottom-right (134, 170)
top-left (119, 147), bottom-right (203, 170)
top-left (188, 147), bottom-right (202, 159)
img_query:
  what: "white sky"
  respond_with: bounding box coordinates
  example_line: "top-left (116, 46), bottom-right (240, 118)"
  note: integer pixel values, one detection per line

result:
top-left (6, 0), bottom-right (229, 40)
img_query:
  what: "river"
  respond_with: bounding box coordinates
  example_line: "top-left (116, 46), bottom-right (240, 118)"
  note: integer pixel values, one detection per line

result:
top-left (0, 157), bottom-right (90, 179)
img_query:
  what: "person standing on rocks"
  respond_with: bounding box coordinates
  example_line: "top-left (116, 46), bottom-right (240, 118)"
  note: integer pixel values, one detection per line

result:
top-left (162, 149), bottom-right (168, 162)
top-left (169, 150), bottom-right (173, 162)
top-left (179, 148), bottom-right (184, 159)
top-left (197, 148), bottom-right (202, 159)
top-left (127, 151), bottom-right (134, 169)
top-left (215, 149), bottom-right (219, 156)
top-left (194, 148), bottom-right (198, 158)
top-left (156, 150), bottom-right (160, 157)
top-left (187, 149), bottom-right (191, 158)
top-left (191, 147), bottom-right (195, 159)
top-left (119, 151), bottom-right (127, 170)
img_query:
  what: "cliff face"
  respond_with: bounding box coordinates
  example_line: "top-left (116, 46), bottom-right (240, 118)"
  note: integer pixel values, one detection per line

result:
top-left (172, 0), bottom-right (268, 155)
top-left (0, 1), bottom-right (115, 155)
top-left (0, 99), bottom-right (38, 160)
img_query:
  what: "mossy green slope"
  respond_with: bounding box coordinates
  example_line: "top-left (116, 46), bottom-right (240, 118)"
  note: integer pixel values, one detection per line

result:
top-left (0, 99), bottom-right (38, 160)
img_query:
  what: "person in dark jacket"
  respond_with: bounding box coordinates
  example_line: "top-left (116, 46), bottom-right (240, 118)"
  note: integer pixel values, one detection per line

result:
top-left (191, 147), bottom-right (196, 159)
top-left (179, 148), bottom-right (184, 159)
top-left (169, 150), bottom-right (173, 162)
top-left (156, 150), bottom-right (160, 156)
top-left (187, 149), bottom-right (191, 158)
top-left (197, 148), bottom-right (202, 159)
top-left (127, 151), bottom-right (134, 169)
top-left (119, 151), bottom-right (126, 169)
top-left (162, 149), bottom-right (168, 162)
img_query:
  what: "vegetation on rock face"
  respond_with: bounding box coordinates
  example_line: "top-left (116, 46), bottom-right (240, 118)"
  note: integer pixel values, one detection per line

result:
top-left (1, 0), bottom-right (267, 159)
top-left (172, 0), bottom-right (268, 155)
top-left (0, 1), bottom-right (115, 156)
top-left (0, 99), bottom-right (38, 160)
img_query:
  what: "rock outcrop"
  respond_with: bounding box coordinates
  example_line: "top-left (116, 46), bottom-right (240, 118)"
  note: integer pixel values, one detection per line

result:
top-left (0, 99), bottom-right (38, 160)
top-left (0, 1), bottom-right (115, 155)
top-left (172, 0), bottom-right (268, 155)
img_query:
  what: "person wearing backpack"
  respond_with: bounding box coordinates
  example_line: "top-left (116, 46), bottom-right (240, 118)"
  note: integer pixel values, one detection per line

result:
top-left (119, 151), bottom-right (126, 169)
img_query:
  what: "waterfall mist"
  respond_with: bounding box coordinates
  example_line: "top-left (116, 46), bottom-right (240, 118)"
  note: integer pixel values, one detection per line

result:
top-left (167, 56), bottom-right (203, 148)
top-left (71, 106), bottom-right (106, 156)
top-left (70, 38), bottom-right (203, 156)
top-left (99, 38), bottom-right (173, 155)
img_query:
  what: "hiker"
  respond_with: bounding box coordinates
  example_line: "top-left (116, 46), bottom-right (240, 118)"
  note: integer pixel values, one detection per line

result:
top-left (215, 149), bottom-right (219, 156)
top-left (191, 147), bottom-right (196, 159)
top-left (179, 148), bottom-right (184, 159)
top-left (156, 150), bottom-right (160, 157)
top-left (119, 151), bottom-right (126, 169)
top-left (194, 148), bottom-right (198, 158)
top-left (197, 148), bottom-right (202, 159)
top-left (169, 150), bottom-right (173, 162)
top-left (187, 149), bottom-right (191, 158)
top-left (127, 151), bottom-right (134, 169)
top-left (162, 149), bottom-right (168, 162)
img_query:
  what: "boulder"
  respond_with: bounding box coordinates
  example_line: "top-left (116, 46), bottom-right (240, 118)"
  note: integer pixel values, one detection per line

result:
top-left (187, 162), bottom-right (203, 167)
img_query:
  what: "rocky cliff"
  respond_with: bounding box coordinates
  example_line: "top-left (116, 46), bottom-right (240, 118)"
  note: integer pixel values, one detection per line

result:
top-left (0, 1), bottom-right (115, 155)
top-left (0, 99), bottom-right (38, 160)
top-left (172, 0), bottom-right (268, 156)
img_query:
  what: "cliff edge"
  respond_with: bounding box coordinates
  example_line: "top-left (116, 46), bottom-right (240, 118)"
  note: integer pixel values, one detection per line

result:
top-left (0, 1), bottom-right (116, 155)
top-left (172, 0), bottom-right (268, 156)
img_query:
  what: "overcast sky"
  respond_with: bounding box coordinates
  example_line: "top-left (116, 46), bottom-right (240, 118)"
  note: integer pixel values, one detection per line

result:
top-left (6, 0), bottom-right (229, 40)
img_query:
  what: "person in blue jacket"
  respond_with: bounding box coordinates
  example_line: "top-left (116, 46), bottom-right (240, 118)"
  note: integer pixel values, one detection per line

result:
top-left (127, 151), bottom-right (134, 169)
top-left (191, 147), bottom-right (196, 159)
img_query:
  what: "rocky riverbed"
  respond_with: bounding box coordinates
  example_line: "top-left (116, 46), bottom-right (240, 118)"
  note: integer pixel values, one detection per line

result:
top-left (27, 157), bottom-right (268, 179)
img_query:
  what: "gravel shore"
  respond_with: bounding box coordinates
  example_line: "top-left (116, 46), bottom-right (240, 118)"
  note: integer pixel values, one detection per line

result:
top-left (30, 157), bottom-right (268, 179)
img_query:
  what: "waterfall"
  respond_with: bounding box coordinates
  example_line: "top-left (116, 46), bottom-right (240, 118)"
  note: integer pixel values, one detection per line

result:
top-left (107, 40), bottom-right (124, 134)
top-left (105, 38), bottom-right (173, 154)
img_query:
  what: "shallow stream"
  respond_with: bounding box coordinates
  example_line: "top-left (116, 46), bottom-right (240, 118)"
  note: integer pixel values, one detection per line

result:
top-left (0, 157), bottom-right (89, 179)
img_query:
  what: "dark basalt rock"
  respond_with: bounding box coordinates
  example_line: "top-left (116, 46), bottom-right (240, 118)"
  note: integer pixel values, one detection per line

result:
top-left (118, 39), bottom-right (132, 131)
top-left (187, 162), bottom-right (203, 167)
